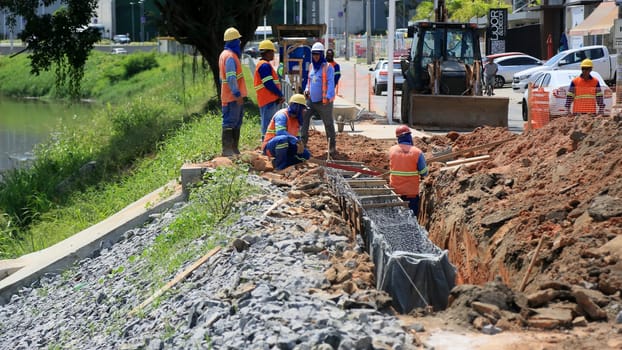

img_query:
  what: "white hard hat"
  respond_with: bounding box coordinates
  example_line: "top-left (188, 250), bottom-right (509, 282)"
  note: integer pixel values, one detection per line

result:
top-left (311, 42), bottom-right (325, 53)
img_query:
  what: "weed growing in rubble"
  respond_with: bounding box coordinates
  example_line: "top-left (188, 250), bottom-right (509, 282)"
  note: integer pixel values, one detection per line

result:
top-left (134, 166), bottom-right (258, 302)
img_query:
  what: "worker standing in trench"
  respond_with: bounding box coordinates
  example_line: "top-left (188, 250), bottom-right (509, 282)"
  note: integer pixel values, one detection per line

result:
top-left (262, 94), bottom-right (311, 170)
top-left (389, 125), bottom-right (428, 216)
top-left (254, 40), bottom-right (285, 140)
top-left (565, 58), bottom-right (605, 116)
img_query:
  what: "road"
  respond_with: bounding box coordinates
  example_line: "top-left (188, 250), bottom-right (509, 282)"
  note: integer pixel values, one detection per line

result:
top-left (336, 59), bottom-right (525, 133)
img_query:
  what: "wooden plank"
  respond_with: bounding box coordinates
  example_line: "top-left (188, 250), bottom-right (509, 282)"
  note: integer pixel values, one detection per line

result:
top-left (352, 188), bottom-right (394, 195)
top-left (359, 194), bottom-right (401, 202)
top-left (445, 155), bottom-right (491, 166)
top-left (427, 137), bottom-right (515, 163)
top-left (363, 201), bottom-right (410, 209)
top-left (346, 179), bottom-right (388, 187)
top-left (129, 246), bottom-right (221, 316)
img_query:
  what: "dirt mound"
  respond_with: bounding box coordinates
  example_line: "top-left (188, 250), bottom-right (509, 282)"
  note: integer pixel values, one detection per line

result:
top-left (306, 116), bottom-right (622, 331)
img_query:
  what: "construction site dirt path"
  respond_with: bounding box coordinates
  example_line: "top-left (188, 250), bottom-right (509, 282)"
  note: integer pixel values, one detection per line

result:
top-left (299, 115), bottom-right (622, 349)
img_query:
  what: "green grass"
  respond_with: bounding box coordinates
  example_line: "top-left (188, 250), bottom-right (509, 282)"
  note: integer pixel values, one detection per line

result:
top-left (0, 50), bottom-right (262, 258)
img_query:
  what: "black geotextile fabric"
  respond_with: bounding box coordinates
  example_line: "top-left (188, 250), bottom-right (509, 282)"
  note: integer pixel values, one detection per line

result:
top-left (365, 210), bottom-right (457, 313)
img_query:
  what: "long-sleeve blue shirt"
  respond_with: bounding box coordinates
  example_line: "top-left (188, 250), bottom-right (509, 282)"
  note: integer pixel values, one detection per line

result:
top-left (257, 62), bottom-right (283, 97)
top-left (225, 53), bottom-right (241, 98)
top-left (305, 63), bottom-right (335, 103)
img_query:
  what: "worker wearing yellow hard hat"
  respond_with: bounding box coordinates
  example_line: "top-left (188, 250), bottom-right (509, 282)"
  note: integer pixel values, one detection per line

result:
top-left (218, 26), bottom-right (247, 156)
top-left (254, 39), bottom-right (285, 139)
top-left (565, 58), bottom-right (605, 115)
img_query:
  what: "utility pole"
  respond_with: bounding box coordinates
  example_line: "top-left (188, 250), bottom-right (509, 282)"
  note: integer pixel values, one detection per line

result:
top-left (366, 0), bottom-right (372, 64)
top-left (386, 0), bottom-right (395, 123)
top-left (324, 0), bottom-right (329, 50)
top-left (616, 3), bottom-right (622, 114)
top-left (284, 0), bottom-right (287, 24)
top-left (345, 0), bottom-right (349, 61)
top-left (139, 0), bottom-right (144, 43)
top-left (130, 2), bottom-right (135, 41)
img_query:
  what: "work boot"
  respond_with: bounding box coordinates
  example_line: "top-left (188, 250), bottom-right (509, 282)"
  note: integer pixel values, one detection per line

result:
top-left (221, 128), bottom-right (234, 157)
top-left (232, 128), bottom-right (241, 155)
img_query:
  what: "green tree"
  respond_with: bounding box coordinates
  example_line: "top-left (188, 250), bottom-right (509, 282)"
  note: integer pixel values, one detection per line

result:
top-left (0, 0), bottom-right (100, 99)
top-left (414, 0), bottom-right (509, 22)
top-left (155, 0), bottom-right (272, 100)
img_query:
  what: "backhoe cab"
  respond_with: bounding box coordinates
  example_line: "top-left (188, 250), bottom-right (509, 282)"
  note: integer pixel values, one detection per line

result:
top-left (400, 22), bottom-right (509, 130)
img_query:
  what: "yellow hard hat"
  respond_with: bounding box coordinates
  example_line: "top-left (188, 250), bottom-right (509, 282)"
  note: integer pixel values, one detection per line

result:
top-left (259, 40), bottom-right (276, 52)
top-left (223, 27), bottom-right (241, 41)
top-left (580, 58), bottom-right (593, 68)
top-left (289, 94), bottom-right (307, 106)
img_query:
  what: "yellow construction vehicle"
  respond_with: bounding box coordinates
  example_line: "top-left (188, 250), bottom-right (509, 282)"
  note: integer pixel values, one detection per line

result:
top-left (400, 1), bottom-right (509, 130)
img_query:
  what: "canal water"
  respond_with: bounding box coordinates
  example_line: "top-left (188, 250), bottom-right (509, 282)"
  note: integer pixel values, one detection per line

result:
top-left (0, 96), bottom-right (94, 174)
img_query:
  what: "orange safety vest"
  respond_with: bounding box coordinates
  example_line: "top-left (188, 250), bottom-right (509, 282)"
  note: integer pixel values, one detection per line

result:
top-left (218, 50), bottom-right (247, 106)
top-left (389, 144), bottom-right (424, 198)
top-left (254, 60), bottom-right (281, 107)
top-left (308, 63), bottom-right (334, 104)
top-left (261, 108), bottom-right (301, 149)
top-left (569, 76), bottom-right (601, 114)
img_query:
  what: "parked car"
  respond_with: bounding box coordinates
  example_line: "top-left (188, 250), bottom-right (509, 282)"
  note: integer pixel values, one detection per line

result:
top-left (244, 45), bottom-right (259, 58)
top-left (111, 48), bottom-right (128, 55)
top-left (370, 59), bottom-right (404, 95)
top-left (490, 54), bottom-right (542, 88)
top-left (521, 70), bottom-right (612, 121)
top-left (513, 45), bottom-right (617, 92)
top-left (112, 34), bottom-right (130, 44)
top-left (482, 52), bottom-right (524, 63)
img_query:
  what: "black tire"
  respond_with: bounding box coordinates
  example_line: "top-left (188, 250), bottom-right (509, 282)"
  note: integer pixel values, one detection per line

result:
top-left (522, 99), bottom-right (528, 121)
top-left (373, 81), bottom-right (382, 96)
top-left (494, 75), bottom-right (505, 88)
top-left (401, 79), bottom-right (410, 124)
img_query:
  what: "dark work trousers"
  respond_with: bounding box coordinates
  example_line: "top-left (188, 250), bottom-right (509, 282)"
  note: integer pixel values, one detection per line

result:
top-left (301, 101), bottom-right (336, 152)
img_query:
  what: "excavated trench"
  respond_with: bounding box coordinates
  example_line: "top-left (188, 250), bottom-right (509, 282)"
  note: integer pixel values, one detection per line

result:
top-left (322, 165), bottom-right (455, 313)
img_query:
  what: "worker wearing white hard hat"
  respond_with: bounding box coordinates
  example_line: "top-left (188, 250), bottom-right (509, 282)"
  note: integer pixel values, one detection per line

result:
top-left (218, 26), bottom-right (247, 156)
top-left (301, 42), bottom-right (337, 156)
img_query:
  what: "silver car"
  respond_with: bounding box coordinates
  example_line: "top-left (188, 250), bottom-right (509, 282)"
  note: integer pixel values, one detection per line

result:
top-left (370, 60), bottom-right (404, 95)
top-left (492, 54), bottom-right (542, 88)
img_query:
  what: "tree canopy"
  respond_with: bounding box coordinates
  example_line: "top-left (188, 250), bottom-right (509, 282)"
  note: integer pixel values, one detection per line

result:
top-left (414, 0), bottom-right (510, 23)
top-left (0, 0), bottom-right (100, 98)
top-left (155, 0), bottom-right (272, 99)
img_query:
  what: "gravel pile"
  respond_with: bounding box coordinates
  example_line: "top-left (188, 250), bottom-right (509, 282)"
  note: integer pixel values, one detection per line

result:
top-left (0, 175), bottom-right (415, 349)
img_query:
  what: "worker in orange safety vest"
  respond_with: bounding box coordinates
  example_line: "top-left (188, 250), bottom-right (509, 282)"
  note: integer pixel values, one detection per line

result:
top-left (565, 59), bottom-right (605, 115)
top-left (219, 27), bottom-right (248, 156)
top-left (254, 40), bottom-right (285, 139)
top-left (325, 48), bottom-right (341, 95)
top-left (262, 94), bottom-right (311, 170)
top-left (389, 125), bottom-right (428, 217)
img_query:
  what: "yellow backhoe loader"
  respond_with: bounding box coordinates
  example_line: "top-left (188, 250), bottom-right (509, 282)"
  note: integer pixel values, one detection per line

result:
top-left (400, 1), bottom-right (509, 130)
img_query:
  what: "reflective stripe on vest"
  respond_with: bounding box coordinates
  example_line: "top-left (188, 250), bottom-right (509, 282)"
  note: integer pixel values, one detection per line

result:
top-left (218, 50), bottom-right (247, 105)
top-left (253, 59), bottom-right (281, 107)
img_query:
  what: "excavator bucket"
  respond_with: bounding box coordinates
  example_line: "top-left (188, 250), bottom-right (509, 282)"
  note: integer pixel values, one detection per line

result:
top-left (406, 94), bottom-right (509, 131)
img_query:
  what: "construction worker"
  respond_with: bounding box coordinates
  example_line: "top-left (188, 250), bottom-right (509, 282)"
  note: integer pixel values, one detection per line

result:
top-left (325, 48), bottom-right (341, 95)
top-left (254, 40), bottom-right (285, 139)
top-left (302, 42), bottom-right (337, 156)
top-left (218, 27), bottom-right (247, 156)
top-left (565, 59), bottom-right (605, 115)
top-left (262, 94), bottom-right (311, 170)
top-left (389, 125), bottom-right (428, 217)
top-left (483, 59), bottom-right (498, 96)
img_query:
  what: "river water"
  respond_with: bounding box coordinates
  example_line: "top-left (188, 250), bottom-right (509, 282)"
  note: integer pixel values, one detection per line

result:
top-left (0, 96), bottom-right (94, 174)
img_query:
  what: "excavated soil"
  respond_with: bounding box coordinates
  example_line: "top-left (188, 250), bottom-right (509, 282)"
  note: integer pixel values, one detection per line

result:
top-left (302, 116), bottom-right (622, 348)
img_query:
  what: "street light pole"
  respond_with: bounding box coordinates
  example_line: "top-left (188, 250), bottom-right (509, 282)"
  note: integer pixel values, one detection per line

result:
top-left (139, 0), bottom-right (144, 43)
top-left (130, 2), bottom-right (135, 41)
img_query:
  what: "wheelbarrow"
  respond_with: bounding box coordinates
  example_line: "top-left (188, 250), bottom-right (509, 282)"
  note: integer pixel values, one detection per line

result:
top-left (333, 103), bottom-right (365, 132)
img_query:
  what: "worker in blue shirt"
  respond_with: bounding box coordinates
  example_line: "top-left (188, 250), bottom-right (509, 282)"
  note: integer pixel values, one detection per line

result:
top-left (302, 42), bottom-right (337, 156)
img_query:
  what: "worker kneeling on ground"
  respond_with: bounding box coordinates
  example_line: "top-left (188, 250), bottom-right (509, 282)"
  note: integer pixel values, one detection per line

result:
top-left (389, 125), bottom-right (428, 216)
top-left (262, 94), bottom-right (311, 170)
